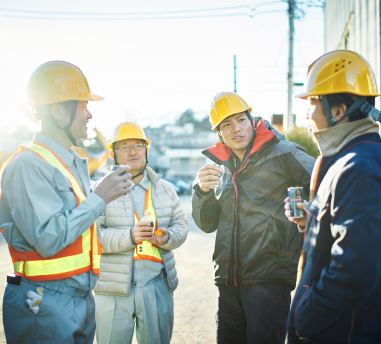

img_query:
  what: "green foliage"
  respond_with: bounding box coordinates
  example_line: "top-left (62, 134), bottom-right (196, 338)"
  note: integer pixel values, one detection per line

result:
top-left (286, 127), bottom-right (319, 158)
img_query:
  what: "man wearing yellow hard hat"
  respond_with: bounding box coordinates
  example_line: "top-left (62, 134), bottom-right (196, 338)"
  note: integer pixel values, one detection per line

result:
top-left (192, 92), bottom-right (315, 343)
top-left (285, 50), bottom-right (381, 343)
top-left (92, 122), bottom-right (188, 344)
top-left (0, 61), bottom-right (132, 344)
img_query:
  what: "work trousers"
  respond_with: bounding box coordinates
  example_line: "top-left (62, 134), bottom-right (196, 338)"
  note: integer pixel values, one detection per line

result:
top-left (95, 272), bottom-right (173, 344)
top-left (3, 279), bottom-right (95, 344)
top-left (216, 282), bottom-right (293, 344)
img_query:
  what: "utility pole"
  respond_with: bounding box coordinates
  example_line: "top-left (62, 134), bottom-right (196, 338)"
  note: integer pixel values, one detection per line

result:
top-left (284, 0), bottom-right (295, 133)
top-left (234, 55), bottom-right (237, 93)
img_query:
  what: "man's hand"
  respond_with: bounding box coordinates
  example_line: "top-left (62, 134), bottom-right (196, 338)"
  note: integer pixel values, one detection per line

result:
top-left (131, 221), bottom-right (154, 244)
top-left (284, 197), bottom-right (308, 227)
top-left (197, 164), bottom-right (221, 192)
top-left (94, 165), bottom-right (132, 204)
top-left (148, 228), bottom-right (169, 246)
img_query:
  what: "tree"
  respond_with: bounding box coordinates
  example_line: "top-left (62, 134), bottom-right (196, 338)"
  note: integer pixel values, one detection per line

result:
top-left (287, 127), bottom-right (319, 158)
top-left (176, 109), bottom-right (195, 126)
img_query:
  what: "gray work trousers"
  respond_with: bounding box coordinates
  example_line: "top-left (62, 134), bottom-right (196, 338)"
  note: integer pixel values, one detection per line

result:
top-left (3, 279), bottom-right (95, 344)
top-left (95, 272), bottom-right (174, 344)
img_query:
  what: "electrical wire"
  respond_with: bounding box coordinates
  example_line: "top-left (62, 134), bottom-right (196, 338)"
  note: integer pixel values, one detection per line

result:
top-left (0, 2), bottom-right (287, 20)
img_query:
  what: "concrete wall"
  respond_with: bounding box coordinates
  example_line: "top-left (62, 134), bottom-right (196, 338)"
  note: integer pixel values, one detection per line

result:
top-left (325, 0), bottom-right (381, 109)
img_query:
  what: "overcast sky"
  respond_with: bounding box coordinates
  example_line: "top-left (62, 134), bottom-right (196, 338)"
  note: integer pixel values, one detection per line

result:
top-left (0, 0), bottom-right (324, 138)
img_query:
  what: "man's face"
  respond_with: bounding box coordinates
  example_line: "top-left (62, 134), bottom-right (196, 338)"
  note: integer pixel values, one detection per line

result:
top-left (112, 138), bottom-right (147, 172)
top-left (219, 112), bottom-right (253, 154)
top-left (69, 101), bottom-right (92, 139)
top-left (307, 97), bottom-right (329, 133)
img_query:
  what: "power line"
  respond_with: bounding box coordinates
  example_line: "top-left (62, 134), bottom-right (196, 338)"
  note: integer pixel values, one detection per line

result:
top-left (0, 11), bottom-right (287, 21)
top-left (0, 13), bottom-right (252, 20)
top-left (0, 5), bottom-right (252, 16)
top-left (0, 2), bottom-right (287, 20)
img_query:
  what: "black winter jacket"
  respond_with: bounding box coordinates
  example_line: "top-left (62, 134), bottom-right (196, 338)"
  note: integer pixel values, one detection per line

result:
top-left (192, 119), bottom-right (315, 287)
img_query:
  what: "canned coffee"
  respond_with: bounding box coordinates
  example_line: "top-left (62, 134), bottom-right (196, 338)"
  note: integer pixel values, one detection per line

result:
top-left (287, 187), bottom-right (304, 218)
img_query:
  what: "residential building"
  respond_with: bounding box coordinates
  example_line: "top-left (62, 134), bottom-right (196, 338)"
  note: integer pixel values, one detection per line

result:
top-left (324, 0), bottom-right (381, 108)
top-left (144, 123), bottom-right (217, 181)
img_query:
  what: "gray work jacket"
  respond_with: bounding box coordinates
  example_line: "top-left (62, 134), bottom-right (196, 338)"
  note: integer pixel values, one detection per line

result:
top-left (0, 133), bottom-right (106, 293)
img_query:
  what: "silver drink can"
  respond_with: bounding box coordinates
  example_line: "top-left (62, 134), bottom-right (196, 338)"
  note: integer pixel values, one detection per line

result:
top-left (287, 187), bottom-right (304, 218)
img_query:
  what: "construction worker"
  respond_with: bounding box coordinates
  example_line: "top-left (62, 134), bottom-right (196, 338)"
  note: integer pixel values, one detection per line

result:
top-left (92, 122), bottom-right (188, 344)
top-left (0, 61), bottom-right (132, 344)
top-left (285, 50), bottom-right (381, 343)
top-left (192, 92), bottom-right (315, 344)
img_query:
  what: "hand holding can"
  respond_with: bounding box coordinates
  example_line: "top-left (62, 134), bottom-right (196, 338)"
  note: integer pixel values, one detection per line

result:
top-left (287, 187), bottom-right (304, 218)
top-left (285, 187), bottom-right (308, 227)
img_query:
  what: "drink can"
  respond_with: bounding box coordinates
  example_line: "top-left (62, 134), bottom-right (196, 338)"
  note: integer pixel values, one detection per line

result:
top-left (287, 187), bottom-right (304, 218)
top-left (209, 164), bottom-right (220, 190)
top-left (112, 165), bottom-right (126, 175)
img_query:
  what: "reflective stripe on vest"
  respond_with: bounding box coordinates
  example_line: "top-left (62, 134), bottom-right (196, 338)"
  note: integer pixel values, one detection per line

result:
top-left (133, 181), bottom-right (163, 264)
top-left (0, 142), bottom-right (102, 281)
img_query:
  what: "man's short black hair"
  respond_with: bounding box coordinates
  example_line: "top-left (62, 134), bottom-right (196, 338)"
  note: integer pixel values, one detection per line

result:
top-left (216, 110), bottom-right (252, 132)
top-left (326, 93), bottom-right (376, 122)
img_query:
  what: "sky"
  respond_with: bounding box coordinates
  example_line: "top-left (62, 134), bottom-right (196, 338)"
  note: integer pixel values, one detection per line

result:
top-left (0, 0), bottom-right (324, 138)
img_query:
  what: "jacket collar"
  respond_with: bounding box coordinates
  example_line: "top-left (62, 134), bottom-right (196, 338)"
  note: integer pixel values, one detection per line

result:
top-left (313, 117), bottom-right (380, 157)
top-left (145, 166), bottom-right (161, 186)
top-left (203, 119), bottom-right (276, 164)
top-left (33, 132), bottom-right (79, 168)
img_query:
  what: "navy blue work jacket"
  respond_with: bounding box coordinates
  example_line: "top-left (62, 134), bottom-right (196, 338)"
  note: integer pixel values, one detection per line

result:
top-left (288, 133), bottom-right (381, 344)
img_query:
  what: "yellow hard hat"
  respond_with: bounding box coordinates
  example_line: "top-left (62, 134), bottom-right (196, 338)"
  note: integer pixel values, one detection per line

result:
top-left (108, 122), bottom-right (150, 151)
top-left (210, 92), bottom-right (252, 129)
top-left (296, 50), bottom-right (380, 99)
top-left (27, 61), bottom-right (104, 107)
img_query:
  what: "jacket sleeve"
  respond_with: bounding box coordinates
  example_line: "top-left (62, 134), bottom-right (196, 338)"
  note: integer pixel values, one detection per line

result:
top-left (191, 184), bottom-right (221, 233)
top-left (90, 182), bottom-right (137, 254)
top-left (2, 164), bottom-right (105, 258)
top-left (98, 212), bottom-right (137, 254)
top-left (288, 143), bottom-right (315, 198)
top-left (294, 157), bottom-right (381, 338)
top-left (159, 186), bottom-right (189, 251)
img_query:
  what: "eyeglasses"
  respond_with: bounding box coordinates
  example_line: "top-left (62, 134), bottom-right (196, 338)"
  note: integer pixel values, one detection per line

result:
top-left (115, 143), bottom-right (146, 152)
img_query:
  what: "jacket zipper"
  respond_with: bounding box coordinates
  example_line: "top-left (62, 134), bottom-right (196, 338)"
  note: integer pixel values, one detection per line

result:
top-left (232, 174), bottom-right (238, 287)
top-left (231, 153), bottom-right (252, 287)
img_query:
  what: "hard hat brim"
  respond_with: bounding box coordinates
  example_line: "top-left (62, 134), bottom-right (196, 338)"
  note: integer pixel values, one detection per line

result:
top-left (294, 90), bottom-right (381, 100)
top-left (211, 107), bottom-right (252, 130)
top-left (88, 93), bottom-right (105, 101)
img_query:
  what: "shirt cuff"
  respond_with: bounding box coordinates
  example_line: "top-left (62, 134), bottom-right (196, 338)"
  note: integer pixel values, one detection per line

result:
top-left (85, 193), bottom-right (107, 218)
top-left (193, 183), bottom-right (213, 199)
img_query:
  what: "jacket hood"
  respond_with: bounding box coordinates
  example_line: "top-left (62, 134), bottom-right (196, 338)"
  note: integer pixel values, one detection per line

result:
top-left (203, 119), bottom-right (278, 163)
top-left (313, 116), bottom-right (380, 157)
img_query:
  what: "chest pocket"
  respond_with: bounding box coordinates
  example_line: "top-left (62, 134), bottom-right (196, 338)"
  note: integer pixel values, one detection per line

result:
top-left (54, 177), bottom-right (78, 211)
top-left (304, 196), bottom-right (331, 254)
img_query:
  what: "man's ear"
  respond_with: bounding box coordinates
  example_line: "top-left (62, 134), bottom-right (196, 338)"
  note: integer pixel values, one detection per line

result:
top-left (110, 150), bottom-right (115, 161)
top-left (50, 103), bottom-right (70, 128)
top-left (332, 104), bottom-right (347, 122)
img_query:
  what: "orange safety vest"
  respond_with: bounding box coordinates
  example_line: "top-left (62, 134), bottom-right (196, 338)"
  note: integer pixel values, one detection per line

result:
top-left (133, 181), bottom-right (163, 264)
top-left (0, 142), bottom-right (102, 281)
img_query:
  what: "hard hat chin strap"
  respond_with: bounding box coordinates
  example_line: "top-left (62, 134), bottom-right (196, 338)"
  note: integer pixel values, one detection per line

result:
top-left (131, 163), bottom-right (147, 179)
top-left (49, 100), bottom-right (79, 147)
top-left (321, 95), bottom-right (381, 127)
